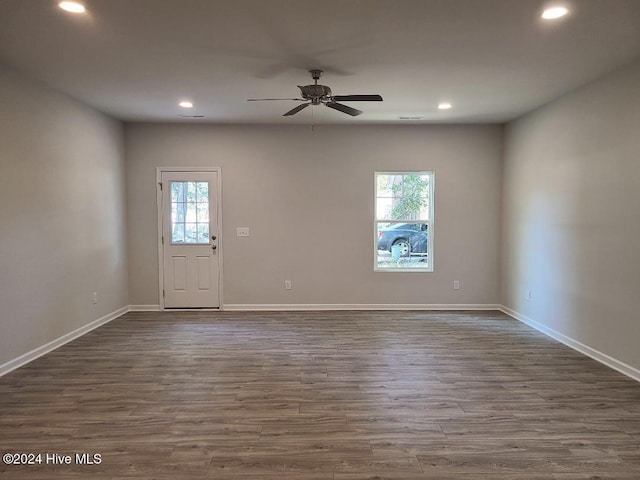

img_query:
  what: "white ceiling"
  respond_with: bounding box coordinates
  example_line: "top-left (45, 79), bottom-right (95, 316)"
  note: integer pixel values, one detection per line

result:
top-left (1, 0), bottom-right (639, 124)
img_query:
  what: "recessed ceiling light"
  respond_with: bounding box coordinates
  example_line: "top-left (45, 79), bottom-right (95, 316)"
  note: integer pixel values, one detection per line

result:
top-left (541, 6), bottom-right (569, 20)
top-left (438, 103), bottom-right (452, 110)
top-left (58, 1), bottom-right (86, 13)
top-left (178, 101), bottom-right (194, 109)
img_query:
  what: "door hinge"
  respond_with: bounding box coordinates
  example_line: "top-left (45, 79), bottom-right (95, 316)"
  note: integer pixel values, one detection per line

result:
top-left (162, 236), bottom-right (164, 245)
top-left (162, 289), bottom-right (165, 298)
top-left (158, 182), bottom-right (163, 191)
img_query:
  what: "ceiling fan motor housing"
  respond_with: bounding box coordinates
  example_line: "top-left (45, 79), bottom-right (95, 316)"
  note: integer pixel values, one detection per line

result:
top-left (299, 84), bottom-right (332, 104)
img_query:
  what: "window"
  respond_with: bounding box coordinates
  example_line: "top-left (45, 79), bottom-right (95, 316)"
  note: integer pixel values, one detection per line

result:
top-left (170, 181), bottom-right (210, 244)
top-left (375, 171), bottom-right (434, 271)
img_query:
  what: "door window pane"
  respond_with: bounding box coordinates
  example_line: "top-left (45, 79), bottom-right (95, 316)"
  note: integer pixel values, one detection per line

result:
top-left (172, 223), bottom-right (185, 244)
top-left (197, 203), bottom-right (209, 222)
top-left (171, 181), bottom-right (210, 244)
top-left (197, 224), bottom-right (210, 243)
top-left (185, 223), bottom-right (197, 243)
top-left (196, 182), bottom-right (208, 202)
top-left (171, 182), bottom-right (185, 203)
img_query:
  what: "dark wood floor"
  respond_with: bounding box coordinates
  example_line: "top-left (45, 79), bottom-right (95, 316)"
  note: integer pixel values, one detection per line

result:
top-left (1, 310), bottom-right (639, 479)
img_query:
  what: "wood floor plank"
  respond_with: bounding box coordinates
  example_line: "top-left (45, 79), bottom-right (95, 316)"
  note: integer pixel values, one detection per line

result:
top-left (1, 310), bottom-right (639, 478)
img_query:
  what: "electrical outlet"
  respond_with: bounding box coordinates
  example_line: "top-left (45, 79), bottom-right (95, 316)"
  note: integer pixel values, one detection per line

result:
top-left (236, 227), bottom-right (250, 237)
top-left (92, 292), bottom-right (98, 304)
top-left (284, 280), bottom-right (292, 290)
top-left (453, 280), bottom-right (460, 290)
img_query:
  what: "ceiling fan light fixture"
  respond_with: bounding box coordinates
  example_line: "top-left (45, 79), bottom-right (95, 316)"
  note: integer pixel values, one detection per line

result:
top-left (58, 1), bottom-right (86, 13)
top-left (178, 101), bottom-right (194, 109)
top-left (541, 6), bottom-right (569, 20)
top-left (438, 102), bottom-right (452, 110)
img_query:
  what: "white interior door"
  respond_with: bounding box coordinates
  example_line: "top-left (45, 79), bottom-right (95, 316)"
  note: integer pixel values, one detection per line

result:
top-left (161, 170), bottom-right (220, 308)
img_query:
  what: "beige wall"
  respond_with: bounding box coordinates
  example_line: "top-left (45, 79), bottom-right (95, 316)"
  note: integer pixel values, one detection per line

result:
top-left (125, 124), bottom-right (503, 307)
top-left (502, 59), bottom-right (640, 370)
top-left (0, 65), bottom-right (129, 366)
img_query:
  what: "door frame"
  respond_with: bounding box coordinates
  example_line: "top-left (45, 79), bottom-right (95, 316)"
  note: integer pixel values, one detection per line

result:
top-left (156, 166), bottom-right (223, 310)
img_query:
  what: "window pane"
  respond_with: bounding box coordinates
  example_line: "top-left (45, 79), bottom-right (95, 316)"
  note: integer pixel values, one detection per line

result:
top-left (376, 173), bottom-right (431, 221)
top-left (185, 182), bottom-right (196, 203)
top-left (401, 174), bottom-right (430, 198)
top-left (185, 202), bottom-right (197, 223)
top-left (197, 203), bottom-right (209, 222)
top-left (376, 174), bottom-right (398, 197)
top-left (196, 182), bottom-right (209, 203)
top-left (185, 223), bottom-right (197, 243)
top-left (172, 202), bottom-right (186, 223)
top-left (171, 182), bottom-right (185, 203)
top-left (376, 222), bottom-right (429, 269)
top-left (197, 224), bottom-right (210, 243)
top-left (419, 200), bottom-right (430, 220)
top-left (376, 197), bottom-right (403, 220)
top-left (172, 223), bottom-right (185, 243)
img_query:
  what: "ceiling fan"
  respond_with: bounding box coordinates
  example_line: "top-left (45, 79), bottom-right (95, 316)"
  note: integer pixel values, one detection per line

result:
top-left (247, 69), bottom-right (383, 117)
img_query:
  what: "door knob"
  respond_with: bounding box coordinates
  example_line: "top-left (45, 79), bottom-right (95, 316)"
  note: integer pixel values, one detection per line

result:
top-left (211, 235), bottom-right (217, 241)
top-left (211, 244), bottom-right (217, 250)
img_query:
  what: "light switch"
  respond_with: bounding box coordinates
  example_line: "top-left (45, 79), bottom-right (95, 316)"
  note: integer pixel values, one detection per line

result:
top-left (237, 227), bottom-right (250, 237)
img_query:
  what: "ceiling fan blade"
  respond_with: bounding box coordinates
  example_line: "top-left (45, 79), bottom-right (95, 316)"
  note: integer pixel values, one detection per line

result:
top-left (283, 103), bottom-right (311, 116)
top-left (332, 95), bottom-right (383, 102)
top-left (247, 98), bottom-right (305, 101)
top-left (325, 102), bottom-right (363, 117)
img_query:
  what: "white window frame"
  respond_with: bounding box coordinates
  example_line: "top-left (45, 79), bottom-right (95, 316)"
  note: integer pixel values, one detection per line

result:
top-left (374, 171), bottom-right (435, 273)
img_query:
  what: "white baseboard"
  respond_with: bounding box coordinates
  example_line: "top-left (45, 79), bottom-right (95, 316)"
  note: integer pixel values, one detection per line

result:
top-left (224, 303), bottom-right (502, 311)
top-left (129, 304), bottom-right (161, 311)
top-left (0, 305), bottom-right (129, 378)
top-left (500, 305), bottom-right (640, 383)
